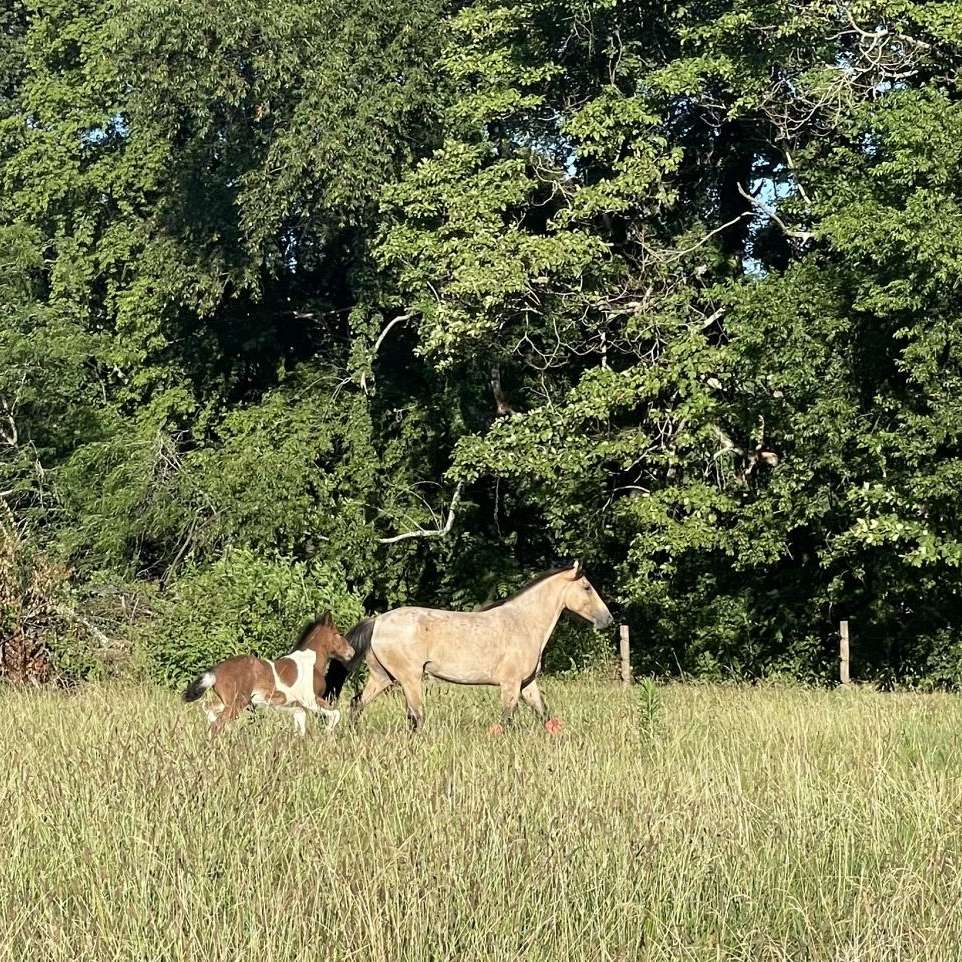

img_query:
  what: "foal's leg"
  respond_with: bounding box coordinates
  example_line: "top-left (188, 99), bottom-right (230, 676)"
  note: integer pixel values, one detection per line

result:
top-left (209, 697), bottom-right (247, 738)
top-left (310, 697), bottom-right (342, 731)
top-left (520, 678), bottom-right (548, 722)
top-left (350, 659), bottom-right (394, 724)
top-left (291, 707), bottom-right (308, 736)
top-left (205, 696), bottom-right (224, 737)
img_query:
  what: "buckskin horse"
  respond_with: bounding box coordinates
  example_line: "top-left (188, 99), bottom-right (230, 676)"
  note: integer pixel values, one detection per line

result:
top-left (327, 562), bottom-right (613, 732)
top-left (182, 612), bottom-right (355, 737)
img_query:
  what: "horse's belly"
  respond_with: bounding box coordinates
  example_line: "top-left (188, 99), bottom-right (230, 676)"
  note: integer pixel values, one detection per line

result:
top-left (424, 662), bottom-right (496, 686)
top-left (424, 644), bottom-right (506, 685)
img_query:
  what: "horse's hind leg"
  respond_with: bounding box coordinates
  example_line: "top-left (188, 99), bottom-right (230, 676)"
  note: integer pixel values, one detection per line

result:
top-left (205, 695), bottom-right (224, 737)
top-left (399, 677), bottom-right (425, 732)
top-left (209, 696), bottom-right (247, 739)
top-left (350, 658), bottom-right (394, 725)
top-left (520, 678), bottom-right (548, 722)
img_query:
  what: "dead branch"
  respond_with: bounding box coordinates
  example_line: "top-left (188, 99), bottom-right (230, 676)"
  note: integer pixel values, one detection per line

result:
top-left (360, 312), bottom-right (416, 393)
top-left (53, 604), bottom-right (112, 649)
top-left (737, 183), bottom-right (815, 244)
top-left (378, 481), bottom-right (465, 544)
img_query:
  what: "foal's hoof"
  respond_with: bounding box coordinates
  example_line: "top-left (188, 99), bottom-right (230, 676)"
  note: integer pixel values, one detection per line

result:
top-left (544, 717), bottom-right (563, 735)
top-left (488, 723), bottom-right (505, 736)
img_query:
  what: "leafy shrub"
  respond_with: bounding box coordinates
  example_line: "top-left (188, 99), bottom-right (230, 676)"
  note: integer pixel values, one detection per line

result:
top-left (906, 628), bottom-right (962, 691)
top-left (0, 509), bottom-right (144, 684)
top-left (0, 511), bottom-right (68, 684)
top-left (144, 549), bottom-right (365, 688)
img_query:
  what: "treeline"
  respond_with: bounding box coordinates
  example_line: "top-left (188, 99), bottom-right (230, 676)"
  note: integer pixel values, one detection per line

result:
top-left (2, 0), bottom-right (962, 686)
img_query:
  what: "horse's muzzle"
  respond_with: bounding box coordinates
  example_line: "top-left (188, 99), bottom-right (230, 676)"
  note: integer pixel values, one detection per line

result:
top-left (595, 614), bottom-right (614, 630)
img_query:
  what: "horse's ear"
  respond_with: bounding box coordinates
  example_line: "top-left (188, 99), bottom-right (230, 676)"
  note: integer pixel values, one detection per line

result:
top-left (319, 610), bottom-right (333, 626)
top-left (571, 560), bottom-right (581, 579)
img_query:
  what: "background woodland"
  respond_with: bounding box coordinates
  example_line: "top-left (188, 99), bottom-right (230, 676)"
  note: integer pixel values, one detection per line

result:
top-left (3, 0), bottom-right (962, 687)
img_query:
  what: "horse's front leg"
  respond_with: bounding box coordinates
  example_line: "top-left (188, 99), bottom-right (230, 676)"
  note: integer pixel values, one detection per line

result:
top-left (520, 678), bottom-right (548, 722)
top-left (520, 677), bottom-right (561, 733)
top-left (350, 658), bottom-right (394, 726)
top-left (498, 680), bottom-right (522, 728)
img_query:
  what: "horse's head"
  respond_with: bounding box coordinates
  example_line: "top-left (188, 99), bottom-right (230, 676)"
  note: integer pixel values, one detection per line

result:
top-left (305, 611), bottom-right (356, 662)
top-left (562, 561), bottom-right (614, 630)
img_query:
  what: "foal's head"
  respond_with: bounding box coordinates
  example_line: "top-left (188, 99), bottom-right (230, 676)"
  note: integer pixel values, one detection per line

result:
top-left (296, 611), bottom-right (355, 662)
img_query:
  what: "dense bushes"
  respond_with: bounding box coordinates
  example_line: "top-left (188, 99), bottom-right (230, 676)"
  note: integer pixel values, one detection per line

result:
top-left (144, 551), bottom-right (364, 688)
top-left (0, 511), bottom-right (65, 684)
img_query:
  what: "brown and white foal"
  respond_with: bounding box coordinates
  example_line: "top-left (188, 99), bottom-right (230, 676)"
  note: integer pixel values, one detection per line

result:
top-left (182, 612), bottom-right (355, 737)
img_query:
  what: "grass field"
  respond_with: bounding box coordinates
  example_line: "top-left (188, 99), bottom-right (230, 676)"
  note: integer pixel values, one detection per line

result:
top-left (4, 677), bottom-right (962, 961)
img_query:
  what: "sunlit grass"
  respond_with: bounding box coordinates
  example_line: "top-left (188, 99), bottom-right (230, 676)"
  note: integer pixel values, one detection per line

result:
top-left (4, 679), bottom-right (962, 960)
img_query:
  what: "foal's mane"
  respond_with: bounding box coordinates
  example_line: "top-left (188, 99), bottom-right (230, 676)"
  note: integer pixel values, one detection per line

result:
top-left (293, 616), bottom-right (329, 650)
top-left (478, 566), bottom-right (572, 611)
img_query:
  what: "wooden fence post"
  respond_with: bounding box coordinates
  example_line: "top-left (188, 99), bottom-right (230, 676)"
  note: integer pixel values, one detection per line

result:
top-left (619, 624), bottom-right (631, 687)
top-left (839, 620), bottom-right (850, 685)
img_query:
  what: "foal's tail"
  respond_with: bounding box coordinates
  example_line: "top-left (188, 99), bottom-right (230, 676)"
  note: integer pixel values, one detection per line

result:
top-left (182, 670), bottom-right (216, 703)
top-left (324, 617), bottom-right (375, 703)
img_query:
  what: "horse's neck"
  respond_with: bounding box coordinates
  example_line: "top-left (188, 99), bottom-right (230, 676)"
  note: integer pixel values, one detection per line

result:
top-left (301, 642), bottom-right (328, 668)
top-left (503, 576), bottom-right (568, 653)
top-left (296, 643), bottom-right (329, 694)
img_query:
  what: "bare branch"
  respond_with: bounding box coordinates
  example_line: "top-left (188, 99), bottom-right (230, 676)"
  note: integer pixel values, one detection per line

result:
top-left (782, 148), bottom-right (812, 205)
top-left (53, 604), bottom-right (111, 648)
top-left (378, 481), bottom-right (465, 544)
top-left (737, 183), bottom-right (815, 244)
top-left (371, 312), bottom-right (415, 358)
top-left (360, 312), bottom-right (417, 393)
top-left (662, 212), bottom-right (754, 264)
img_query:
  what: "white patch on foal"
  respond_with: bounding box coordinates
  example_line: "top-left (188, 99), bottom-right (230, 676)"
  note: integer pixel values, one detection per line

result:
top-left (250, 649), bottom-right (341, 733)
top-left (273, 649), bottom-right (318, 706)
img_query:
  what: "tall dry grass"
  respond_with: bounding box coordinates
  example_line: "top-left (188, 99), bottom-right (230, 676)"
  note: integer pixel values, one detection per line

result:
top-left (3, 679), bottom-right (962, 961)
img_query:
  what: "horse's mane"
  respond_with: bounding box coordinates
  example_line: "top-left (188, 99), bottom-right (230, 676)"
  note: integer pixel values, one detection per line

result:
top-left (478, 566), bottom-right (572, 611)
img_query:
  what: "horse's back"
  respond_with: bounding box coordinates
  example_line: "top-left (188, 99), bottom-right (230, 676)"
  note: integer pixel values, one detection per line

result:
top-left (212, 654), bottom-right (271, 687)
top-left (213, 653), bottom-right (265, 671)
top-left (377, 605), bottom-right (496, 640)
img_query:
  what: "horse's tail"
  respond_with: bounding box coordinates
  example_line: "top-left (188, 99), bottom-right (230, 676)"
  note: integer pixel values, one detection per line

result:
top-left (325, 617), bottom-right (375, 703)
top-left (182, 670), bottom-right (216, 703)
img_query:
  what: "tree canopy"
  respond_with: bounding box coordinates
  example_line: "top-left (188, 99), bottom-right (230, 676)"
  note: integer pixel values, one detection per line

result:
top-left (3, 0), bottom-right (962, 685)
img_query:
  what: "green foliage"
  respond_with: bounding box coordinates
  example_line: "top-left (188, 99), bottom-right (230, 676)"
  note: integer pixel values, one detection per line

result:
top-left (145, 549), bottom-right (364, 688)
top-left (636, 677), bottom-right (660, 739)
top-left (4, 0), bottom-right (962, 686)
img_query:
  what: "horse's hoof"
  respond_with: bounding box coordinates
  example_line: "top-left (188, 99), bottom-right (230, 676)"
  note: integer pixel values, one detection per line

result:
top-left (544, 717), bottom-right (563, 735)
top-left (488, 723), bottom-right (505, 736)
